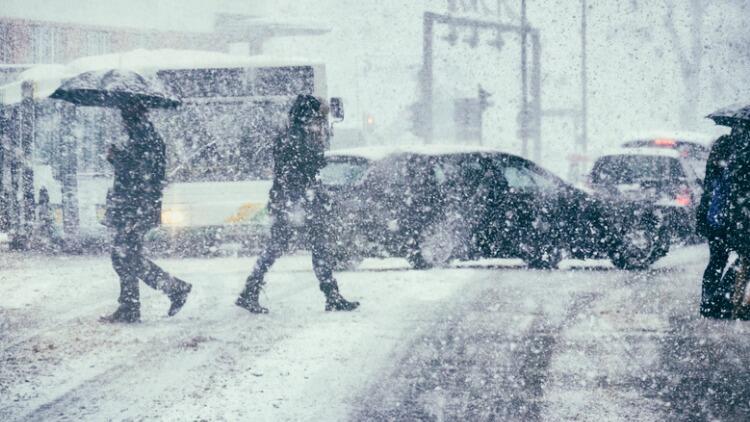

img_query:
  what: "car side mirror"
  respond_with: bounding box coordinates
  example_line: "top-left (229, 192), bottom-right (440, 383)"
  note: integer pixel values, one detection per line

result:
top-left (330, 97), bottom-right (344, 122)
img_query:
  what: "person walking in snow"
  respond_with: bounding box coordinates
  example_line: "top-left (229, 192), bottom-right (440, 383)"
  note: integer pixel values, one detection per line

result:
top-left (696, 132), bottom-right (735, 318)
top-left (236, 94), bottom-right (359, 314)
top-left (100, 101), bottom-right (192, 323)
top-left (724, 123), bottom-right (750, 318)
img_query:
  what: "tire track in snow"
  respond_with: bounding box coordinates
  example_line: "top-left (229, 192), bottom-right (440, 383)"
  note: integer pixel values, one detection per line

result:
top-left (354, 270), bottom-right (601, 421)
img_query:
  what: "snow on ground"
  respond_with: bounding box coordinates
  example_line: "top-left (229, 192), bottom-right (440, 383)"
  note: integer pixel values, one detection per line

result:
top-left (0, 253), bottom-right (477, 421)
top-left (2, 245), bottom-right (749, 421)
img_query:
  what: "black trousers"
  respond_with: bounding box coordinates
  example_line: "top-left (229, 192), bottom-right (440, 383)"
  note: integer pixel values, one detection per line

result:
top-left (700, 236), bottom-right (732, 317)
top-left (245, 201), bottom-right (336, 292)
top-left (111, 224), bottom-right (185, 307)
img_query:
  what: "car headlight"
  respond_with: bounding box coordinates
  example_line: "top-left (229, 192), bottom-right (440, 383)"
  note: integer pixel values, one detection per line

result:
top-left (161, 207), bottom-right (188, 227)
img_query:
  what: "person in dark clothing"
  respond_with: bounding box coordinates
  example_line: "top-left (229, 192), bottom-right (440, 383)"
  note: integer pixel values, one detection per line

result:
top-left (725, 124), bottom-right (750, 318)
top-left (726, 124), bottom-right (750, 255)
top-left (236, 94), bottom-right (359, 313)
top-left (100, 101), bottom-right (192, 324)
top-left (696, 133), bottom-right (735, 318)
top-left (33, 187), bottom-right (62, 252)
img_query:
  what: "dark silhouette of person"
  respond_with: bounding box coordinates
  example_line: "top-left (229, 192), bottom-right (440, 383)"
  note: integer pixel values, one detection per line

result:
top-left (725, 124), bottom-right (750, 318)
top-left (100, 101), bottom-right (191, 323)
top-left (236, 95), bottom-right (359, 313)
top-left (33, 187), bottom-right (61, 252)
top-left (696, 133), bottom-right (735, 318)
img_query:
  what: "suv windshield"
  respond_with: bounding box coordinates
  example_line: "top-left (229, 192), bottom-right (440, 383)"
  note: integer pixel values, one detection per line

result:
top-left (591, 155), bottom-right (686, 185)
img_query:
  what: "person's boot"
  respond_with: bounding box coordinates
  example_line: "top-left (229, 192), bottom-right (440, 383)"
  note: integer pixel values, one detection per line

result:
top-left (320, 280), bottom-right (359, 312)
top-left (167, 279), bottom-right (192, 317)
top-left (100, 303), bottom-right (141, 323)
top-left (236, 277), bottom-right (269, 314)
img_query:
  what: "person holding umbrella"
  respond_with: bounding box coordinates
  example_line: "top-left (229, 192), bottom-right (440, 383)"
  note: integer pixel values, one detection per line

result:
top-left (701, 104), bottom-right (750, 318)
top-left (51, 69), bottom-right (191, 323)
top-left (696, 132), bottom-right (735, 318)
top-left (236, 94), bottom-right (359, 314)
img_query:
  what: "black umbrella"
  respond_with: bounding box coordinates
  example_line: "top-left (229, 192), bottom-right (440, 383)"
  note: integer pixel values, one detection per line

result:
top-left (50, 68), bottom-right (180, 109)
top-left (707, 103), bottom-right (750, 127)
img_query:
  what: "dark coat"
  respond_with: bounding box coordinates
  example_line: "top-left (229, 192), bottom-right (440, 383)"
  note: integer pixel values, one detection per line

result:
top-left (727, 132), bottom-right (750, 254)
top-left (106, 117), bottom-right (167, 231)
top-left (268, 96), bottom-right (328, 211)
top-left (696, 134), bottom-right (734, 239)
top-left (269, 124), bottom-right (327, 208)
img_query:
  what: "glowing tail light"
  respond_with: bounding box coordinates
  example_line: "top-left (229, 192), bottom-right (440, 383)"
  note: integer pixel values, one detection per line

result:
top-left (654, 138), bottom-right (677, 147)
top-left (675, 186), bottom-right (692, 207)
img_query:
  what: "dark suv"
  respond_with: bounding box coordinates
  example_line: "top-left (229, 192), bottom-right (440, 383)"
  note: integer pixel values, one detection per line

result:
top-left (319, 146), bottom-right (667, 270)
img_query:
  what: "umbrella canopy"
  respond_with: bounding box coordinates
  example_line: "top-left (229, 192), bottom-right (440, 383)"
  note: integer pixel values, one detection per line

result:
top-left (707, 103), bottom-right (750, 127)
top-left (49, 68), bottom-right (180, 109)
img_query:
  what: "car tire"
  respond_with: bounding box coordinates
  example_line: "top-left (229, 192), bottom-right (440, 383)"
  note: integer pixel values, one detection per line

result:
top-left (332, 255), bottom-right (364, 271)
top-left (609, 209), bottom-right (670, 270)
top-left (522, 242), bottom-right (563, 269)
top-left (407, 216), bottom-right (465, 270)
top-left (518, 213), bottom-right (563, 270)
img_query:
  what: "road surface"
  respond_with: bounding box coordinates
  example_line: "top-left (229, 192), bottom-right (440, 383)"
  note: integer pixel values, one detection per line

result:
top-left (1, 245), bottom-right (749, 421)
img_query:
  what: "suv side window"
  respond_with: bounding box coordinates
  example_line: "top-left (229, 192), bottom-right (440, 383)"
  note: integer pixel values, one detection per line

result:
top-left (526, 166), bottom-right (564, 193)
top-left (502, 164), bottom-right (537, 192)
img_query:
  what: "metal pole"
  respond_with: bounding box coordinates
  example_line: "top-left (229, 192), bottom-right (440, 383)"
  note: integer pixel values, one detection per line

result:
top-left (0, 108), bottom-right (7, 231)
top-left (531, 30), bottom-right (542, 163)
top-left (581, 0), bottom-right (588, 155)
top-left (20, 81), bottom-right (35, 248)
top-left (9, 107), bottom-right (20, 244)
top-left (61, 104), bottom-right (80, 239)
top-left (520, 0), bottom-right (529, 158)
top-left (422, 12), bottom-right (434, 144)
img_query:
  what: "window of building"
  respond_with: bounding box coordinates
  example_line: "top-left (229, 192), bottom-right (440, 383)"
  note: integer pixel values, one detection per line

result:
top-left (31, 25), bottom-right (57, 63)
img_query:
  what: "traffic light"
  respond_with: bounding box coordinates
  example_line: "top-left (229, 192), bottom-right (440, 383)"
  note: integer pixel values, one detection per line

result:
top-left (364, 113), bottom-right (375, 133)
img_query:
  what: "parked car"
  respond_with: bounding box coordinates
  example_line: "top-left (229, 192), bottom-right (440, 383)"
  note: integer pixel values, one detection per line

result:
top-left (589, 146), bottom-right (704, 242)
top-left (319, 146), bottom-right (668, 270)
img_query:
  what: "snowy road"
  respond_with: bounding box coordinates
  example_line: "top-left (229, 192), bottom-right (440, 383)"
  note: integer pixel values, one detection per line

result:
top-left (2, 246), bottom-right (750, 421)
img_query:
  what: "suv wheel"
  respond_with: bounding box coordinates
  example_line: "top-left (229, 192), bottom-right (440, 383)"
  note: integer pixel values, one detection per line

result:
top-left (519, 214), bottom-right (563, 269)
top-left (609, 209), bottom-right (669, 270)
top-left (407, 216), bottom-right (466, 269)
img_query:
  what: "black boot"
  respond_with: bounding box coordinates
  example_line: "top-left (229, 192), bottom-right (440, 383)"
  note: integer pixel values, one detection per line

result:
top-left (102, 279), bottom-right (141, 323)
top-left (236, 278), bottom-right (268, 314)
top-left (100, 304), bottom-right (141, 323)
top-left (321, 281), bottom-right (359, 312)
top-left (167, 280), bottom-right (192, 317)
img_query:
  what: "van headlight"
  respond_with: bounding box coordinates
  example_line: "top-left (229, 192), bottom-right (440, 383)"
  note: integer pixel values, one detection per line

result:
top-left (161, 207), bottom-right (188, 227)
